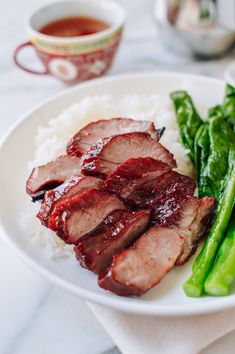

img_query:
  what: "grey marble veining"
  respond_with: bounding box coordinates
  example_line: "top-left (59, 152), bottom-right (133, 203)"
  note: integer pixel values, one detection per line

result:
top-left (3, 289), bottom-right (52, 354)
top-left (1, 1), bottom-right (235, 354)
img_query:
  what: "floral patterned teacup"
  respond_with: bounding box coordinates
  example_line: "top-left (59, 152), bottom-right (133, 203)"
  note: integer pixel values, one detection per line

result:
top-left (13, 0), bottom-right (125, 82)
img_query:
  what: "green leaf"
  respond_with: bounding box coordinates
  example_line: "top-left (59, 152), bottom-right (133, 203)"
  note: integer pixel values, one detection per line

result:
top-left (184, 162), bottom-right (235, 297)
top-left (208, 105), bottom-right (223, 119)
top-left (205, 116), bottom-right (235, 200)
top-left (204, 210), bottom-right (235, 296)
top-left (196, 124), bottom-right (214, 198)
top-left (170, 91), bottom-right (202, 165)
top-left (223, 84), bottom-right (235, 120)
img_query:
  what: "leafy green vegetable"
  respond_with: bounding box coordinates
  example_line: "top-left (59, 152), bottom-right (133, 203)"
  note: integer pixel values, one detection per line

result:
top-left (170, 85), bottom-right (235, 298)
top-left (209, 84), bottom-right (235, 127)
top-left (196, 123), bottom-right (214, 198)
top-left (204, 211), bottom-right (235, 296)
top-left (208, 105), bottom-right (223, 119)
top-left (183, 161), bottom-right (235, 297)
top-left (223, 84), bottom-right (235, 120)
top-left (200, 116), bottom-right (235, 200)
top-left (193, 125), bottom-right (204, 175)
top-left (172, 88), bottom-right (234, 201)
top-left (170, 91), bottom-right (202, 164)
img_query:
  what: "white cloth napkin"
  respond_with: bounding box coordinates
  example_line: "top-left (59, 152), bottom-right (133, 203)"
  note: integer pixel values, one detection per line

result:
top-left (88, 303), bottom-right (235, 354)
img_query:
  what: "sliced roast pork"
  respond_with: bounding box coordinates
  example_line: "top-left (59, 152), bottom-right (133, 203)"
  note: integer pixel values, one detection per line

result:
top-left (98, 195), bottom-right (216, 296)
top-left (67, 117), bottom-right (165, 156)
top-left (104, 157), bottom-right (171, 196)
top-left (125, 172), bottom-right (196, 209)
top-left (26, 155), bottom-right (81, 201)
top-left (104, 157), bottom-right (195, 208)
top-left (37, 176), bottom-right (104, 226)
top-left (75, 210), bottom-right (150, 274)
top-left (48, 189), bottom-right (127, 244)
top-left (175, 196), bottom-right (216, 265)
top-left (153, 195), bottom-right (216, 265)
top-left (98, 227), bottom-right (184, 296)
top-left (81, 132), bottom-right (176, 178)
top-left (141, 171), bottom-right (196, 208)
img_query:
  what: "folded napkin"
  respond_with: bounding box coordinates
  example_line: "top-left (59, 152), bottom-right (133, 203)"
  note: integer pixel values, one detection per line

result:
top-left (88, 303), bottom-right (235, 354)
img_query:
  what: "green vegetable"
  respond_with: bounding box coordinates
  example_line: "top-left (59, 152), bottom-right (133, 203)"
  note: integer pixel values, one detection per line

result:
top-left (200, 116), bottom-right (235, 201)
top-left (209, 84), bottom-right (235, 127)
top-left (223, 84), bottom-right (235, 121)
top-left (183, 156), bottom-right (235, 297)
top-left (170, 91), bottom-right (202, 164)
top-left (208, 105), bottom-right (223, 119)
top-left (193, 125), bottom-right (204, 176)
top-left (170, 86), bottom-right (235, 298)
top-left (195, 123), bottom-right (214, 198)
top-left (204, 212), bottom-right (235, 296)
top-left (194, 113), bottom-right (234, 200)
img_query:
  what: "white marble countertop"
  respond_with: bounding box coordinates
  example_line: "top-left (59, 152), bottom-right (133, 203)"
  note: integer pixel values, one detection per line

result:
top-left (1, 1), bottom-right (235, 353)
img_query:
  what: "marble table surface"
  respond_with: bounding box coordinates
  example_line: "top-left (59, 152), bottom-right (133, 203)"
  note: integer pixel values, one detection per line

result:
top-left (1, 0), bottom-right (235, 353)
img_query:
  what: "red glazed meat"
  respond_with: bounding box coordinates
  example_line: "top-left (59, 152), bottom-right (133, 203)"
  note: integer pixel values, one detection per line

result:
top-left (26, 155), bottom-right (81, 201)
top-left (104, 157), bottom-right (195, 208)
top-left (153, 195), bottom-right (216, 265)
top-left (48, 189), bottom-right (127, 244)
top-left (174, 196), bottom-right (216, 265)
top-left (75, 210), bottom-right (150, 273)
top-left (98, 227), bottom-right (184, 296)
top-left (98, 195), bottom-right (216, 296)
top-left (37, 176), bottom-right (103, 226)
top-left (67, 117), bottom-right (165, 156)
top-left (104, 157), bottom-right (171, 197)
top-left (125, 171), bottom-right (196, 208)
top-left (81, 132), bottom-right (177, 178)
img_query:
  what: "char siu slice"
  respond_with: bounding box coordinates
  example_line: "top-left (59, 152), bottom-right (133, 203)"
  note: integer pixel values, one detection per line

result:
top-left (48, 189), bottom-right (127, 244)
top-left (67, 117), bottom-right (165, 156)
top-left (126, 171), bottom-right (196, 208)
top-left (37, 176), bottom-right (103, 226)
top-left (75, 210), bottom-right (150, 274)
top-left (153, 195), bottom-right (216, 265)
top-left (104, 158), bottom-right (195, 208)
top-left (26, 155), bottom-right (81, 201)
top-left (175, 196), bottom-right (216, 265)
top-left (104, 157), bottom-right (171, 196)
top-left (98, 227), bottom-right (183, 296)
top-left (81, 132), bottom-right (176, 178)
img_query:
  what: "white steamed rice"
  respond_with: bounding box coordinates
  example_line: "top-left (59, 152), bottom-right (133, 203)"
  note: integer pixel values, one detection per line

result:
top-left (23, 94), bottom-right (193, 259)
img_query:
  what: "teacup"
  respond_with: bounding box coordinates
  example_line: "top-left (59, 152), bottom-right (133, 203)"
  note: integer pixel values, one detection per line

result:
top-left (13, 0), bottom-right (125, 82)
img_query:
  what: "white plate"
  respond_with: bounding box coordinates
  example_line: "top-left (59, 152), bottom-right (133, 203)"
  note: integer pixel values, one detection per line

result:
top-left (0, 72), bottom-right (232, 316)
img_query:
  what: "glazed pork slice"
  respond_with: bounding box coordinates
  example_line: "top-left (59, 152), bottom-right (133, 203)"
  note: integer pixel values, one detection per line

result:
top-left (26, 155), bottom-right (81, 201)
top-left (125, 170), bottom-right (196, 208)
top-left (174, 196), bottom-right (216, 265)
top-left (104, 158), bottom-right (195, 208)
top-left (153, 195), bottom-right (216, 265)
top-left (37, 176), bottom-right (104, 226)
top-left (98, 227), bottom-right (184, 296)
top-left (75, 210), bottom-right (150, 274)
top-left (104, 157), bottom-right (171, 196)
top-left (67, 117), bottom-right (165, 156)
top-left (98, 196), bottom-right (216, 297)
top-left (48, 189), bottom-right (127, 244)
top-left (81, 132), bottom-right (176, 178)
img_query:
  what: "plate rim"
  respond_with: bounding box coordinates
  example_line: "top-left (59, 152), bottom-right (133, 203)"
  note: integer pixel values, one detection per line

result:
top-left (0, 71), bottom-right (232, 317)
